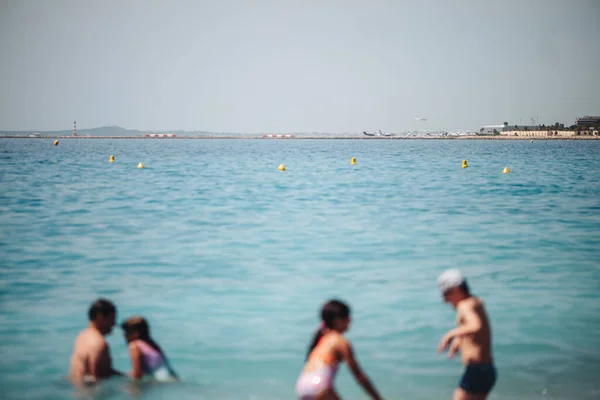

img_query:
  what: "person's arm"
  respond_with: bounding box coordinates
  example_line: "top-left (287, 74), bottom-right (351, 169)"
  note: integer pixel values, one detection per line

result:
top-left (340, 340), bottom-right (384, 400)
top-left (438, 305), bottom-right (482, 353)
top-left (127, 342), bottom-right (144, 379)
top-left (88, 341), bottom-right (110, 380)
top-left (447, 336), bottom-right (462, 359)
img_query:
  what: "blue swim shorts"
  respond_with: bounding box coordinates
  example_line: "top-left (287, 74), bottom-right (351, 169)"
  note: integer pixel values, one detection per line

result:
top-left (459, 363), bottom-right (497, 394)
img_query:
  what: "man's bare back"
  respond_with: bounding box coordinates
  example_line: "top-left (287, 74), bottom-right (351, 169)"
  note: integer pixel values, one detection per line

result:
top-left (437, 269), bottom-right (497, 400)
top-left (69, 299), bottom-right (120, 385)
top-left (455, 297), bottom-right (493, 365)
top-left (69, 327), bottom-right (113, 383)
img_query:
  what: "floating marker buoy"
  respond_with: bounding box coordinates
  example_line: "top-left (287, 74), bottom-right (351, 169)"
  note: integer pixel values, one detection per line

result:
top-left (109, 155), bottom-right (115, 162)
top-left (278, 164), bottom-right (285, 171)
top-left (137, 162), bottom-right (145, 169)
top-left (351, 157), bottom-right (357, 165)
top-left (502, 167), bottom-right (510, 174)
top-left (462, 160), bottom-right (468, 168)
top-left (53, 140), bottom-right (59, 146)
top-left (530, 140), bottom-right (534, 143)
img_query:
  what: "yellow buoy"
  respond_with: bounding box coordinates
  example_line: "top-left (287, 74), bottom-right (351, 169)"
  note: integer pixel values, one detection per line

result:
top-left (278, 164), bottom-right (285, 171)
top-left (502, 167), bottom-right (510, 174)
top-left (351, 157), bottom-right (357, 165)
top-left (462, 160), bottom-right (468, 168)
top-left (137, 162), bottom-right (145, 169)
top-left (109, 155), bottom-right (115, 162)
top-left (530, 140), bottom-right (534, 143)
top-left (53, 140), bottom-right (59, 146)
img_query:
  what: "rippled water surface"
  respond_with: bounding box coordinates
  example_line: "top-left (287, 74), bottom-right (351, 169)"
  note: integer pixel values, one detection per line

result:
top-left (1, 138), bottom-right (599, 400)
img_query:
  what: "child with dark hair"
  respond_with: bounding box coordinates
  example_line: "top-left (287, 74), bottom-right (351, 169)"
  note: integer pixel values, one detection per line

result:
top-left (120, 316), bottom-right (178, 382)
top-left (295, 299), bottom-right (384, 400)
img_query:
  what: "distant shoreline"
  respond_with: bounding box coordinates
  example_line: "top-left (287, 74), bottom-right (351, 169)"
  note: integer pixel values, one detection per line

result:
top-left (1, 135), bottom-right (598, 140)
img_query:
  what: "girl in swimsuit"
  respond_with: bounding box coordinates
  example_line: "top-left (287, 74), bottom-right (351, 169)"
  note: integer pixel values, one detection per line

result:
top-left (120, 316), bottom-right (178, 382)
top-left (295, 299), bottom-right (385, 400)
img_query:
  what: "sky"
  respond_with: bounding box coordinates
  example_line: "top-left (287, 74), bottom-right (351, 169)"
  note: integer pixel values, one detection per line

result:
top-left (0, 0), bottom-right (599, 133)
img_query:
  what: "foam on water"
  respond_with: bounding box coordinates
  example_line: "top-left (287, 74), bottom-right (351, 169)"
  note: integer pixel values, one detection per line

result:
top-left (1, 138), bottom-right (599, 399)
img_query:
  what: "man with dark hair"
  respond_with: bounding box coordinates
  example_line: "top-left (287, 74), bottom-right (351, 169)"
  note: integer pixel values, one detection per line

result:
top-left (69, 299), bottom-right (122, 384)
top-left (437, 269), bottom-right (496, 400)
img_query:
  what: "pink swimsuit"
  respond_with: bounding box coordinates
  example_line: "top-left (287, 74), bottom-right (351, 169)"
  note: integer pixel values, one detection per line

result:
top-left (295, 364), bottom-right (339, 400)
top-left (133, 340), bottom-right (177, 382)
top-left (295, 335), bottom-right (340, 399)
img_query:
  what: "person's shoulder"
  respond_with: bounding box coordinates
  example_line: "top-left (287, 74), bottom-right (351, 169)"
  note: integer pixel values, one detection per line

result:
top-left (332, 332), bottom-right (351, 349)
top-left (85, 329), bottom-right (108, 349)
top-left (458, 296), bottom-right (482, 311)
top-left (472, 296), bottom-right (486, 308)
top-left (128, 340), bottom-right (141, 350)
top-left (73, 328), bottom-right (107, 356)
top-left (74, 328), bottom-right (87, 342)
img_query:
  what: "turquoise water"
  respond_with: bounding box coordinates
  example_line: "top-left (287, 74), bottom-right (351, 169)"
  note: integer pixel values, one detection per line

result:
top-left (1, 138), bottom-right (599, 400)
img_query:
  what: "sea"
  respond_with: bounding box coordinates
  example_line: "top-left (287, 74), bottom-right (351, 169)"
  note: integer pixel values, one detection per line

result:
top-left (1, 138), bottom-right (599, 400)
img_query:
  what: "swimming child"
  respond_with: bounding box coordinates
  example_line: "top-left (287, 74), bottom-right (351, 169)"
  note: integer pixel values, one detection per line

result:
top-left (437, 269), bottom-right (497, 400)
top-left (295, 299), bottom-right (384, 400)
top-left (120, 316), bottom-right (178, 382)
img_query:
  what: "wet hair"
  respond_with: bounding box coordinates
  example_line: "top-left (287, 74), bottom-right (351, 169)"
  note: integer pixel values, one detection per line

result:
top-left (120, 316), bottom-right (162, 353)
top-left (88, 299), bottom-right (116, 321)
top-left (305, 299), bottom-right (350, 360)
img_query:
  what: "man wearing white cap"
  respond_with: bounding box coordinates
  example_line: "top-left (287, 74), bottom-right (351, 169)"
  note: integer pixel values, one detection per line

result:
top-left (437, 269), bottom-right (496, 400)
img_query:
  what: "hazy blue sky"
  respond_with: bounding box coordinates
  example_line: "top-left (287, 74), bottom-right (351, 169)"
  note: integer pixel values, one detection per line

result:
top-left (1, 0), bottom-right (599, 132)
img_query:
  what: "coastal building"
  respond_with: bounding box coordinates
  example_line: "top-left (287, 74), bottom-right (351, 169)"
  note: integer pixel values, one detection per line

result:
top-left (481, 121), bottom-right (579, 137)
top-left (576, 116), bottom-right (600, 129)
top-left (480, 122), bottom-right (538, 134)
top-left (263, 134), bottom-right (295, 138)
top-left (145, 133), bottom-right (176, 138)
top-left (500, 130), bottom-right (576, 137)
top-left (480, 124), bottom-right (507, 134)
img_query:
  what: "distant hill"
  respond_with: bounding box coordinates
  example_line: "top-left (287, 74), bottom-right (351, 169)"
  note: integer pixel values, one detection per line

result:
top-left (0, 126), bottom-right (215, 137)
top-left (0, 126), bottom-right (364, 137)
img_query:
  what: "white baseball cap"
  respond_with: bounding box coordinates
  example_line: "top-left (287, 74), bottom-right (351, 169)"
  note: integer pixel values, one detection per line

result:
top-left (437, 269), bottom-right (465, 294)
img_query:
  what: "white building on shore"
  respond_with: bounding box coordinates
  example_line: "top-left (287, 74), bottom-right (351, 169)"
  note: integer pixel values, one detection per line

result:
top-left (480, 122), bottom-right (544, 135)
top-left (480, 124), bottom-right (507, 134)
